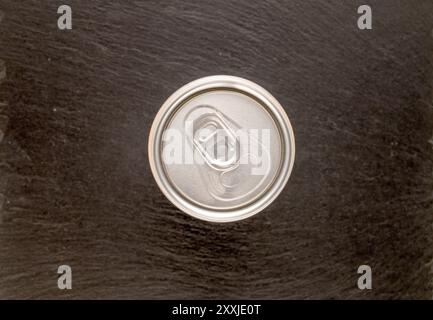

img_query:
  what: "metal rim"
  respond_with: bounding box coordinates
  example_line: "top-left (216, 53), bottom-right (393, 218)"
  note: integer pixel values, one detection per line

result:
top-left (148, 75), bottom-right (295, 223)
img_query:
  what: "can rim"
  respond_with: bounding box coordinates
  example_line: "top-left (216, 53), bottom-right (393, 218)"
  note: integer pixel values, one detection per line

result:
top-left (148, 75), bottom-right (295, 223)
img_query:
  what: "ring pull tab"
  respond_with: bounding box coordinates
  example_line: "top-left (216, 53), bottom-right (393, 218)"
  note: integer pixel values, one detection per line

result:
top-left (191, 108), bottom-right (240, 171)
top-left (184, 105), bottom-right (271, 203)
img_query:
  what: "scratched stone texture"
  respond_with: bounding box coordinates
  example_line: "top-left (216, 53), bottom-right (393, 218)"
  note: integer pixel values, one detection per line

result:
top-left (0, 0), bottom-right (432, 299)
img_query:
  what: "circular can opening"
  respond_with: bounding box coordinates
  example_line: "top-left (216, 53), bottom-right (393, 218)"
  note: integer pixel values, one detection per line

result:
top-left (148, 75), bottom-right (295, 223)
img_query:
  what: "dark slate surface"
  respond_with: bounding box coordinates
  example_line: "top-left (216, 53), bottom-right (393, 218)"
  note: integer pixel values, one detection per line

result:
top-left (0, 0), bottom-right (432, 299)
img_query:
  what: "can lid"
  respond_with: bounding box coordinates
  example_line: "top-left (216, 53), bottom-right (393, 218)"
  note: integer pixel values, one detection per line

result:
top-left (148, 76), bottom-right (295, 222)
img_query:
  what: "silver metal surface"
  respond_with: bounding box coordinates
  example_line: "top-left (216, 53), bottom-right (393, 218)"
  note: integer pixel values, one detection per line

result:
top-left (148, 75), bottom-right (295, 222)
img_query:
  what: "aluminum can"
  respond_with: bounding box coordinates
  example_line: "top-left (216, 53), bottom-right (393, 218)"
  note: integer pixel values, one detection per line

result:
top-left (148, 75), bottom-right (295, 222)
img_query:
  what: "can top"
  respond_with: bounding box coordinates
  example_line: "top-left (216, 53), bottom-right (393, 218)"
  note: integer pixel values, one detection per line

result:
top-left (148, 75), bottom-right (295, 222)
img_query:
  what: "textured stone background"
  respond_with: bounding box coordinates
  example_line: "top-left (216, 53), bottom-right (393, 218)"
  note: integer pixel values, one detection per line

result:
top-left (0, 0), bottom-right (432, 299)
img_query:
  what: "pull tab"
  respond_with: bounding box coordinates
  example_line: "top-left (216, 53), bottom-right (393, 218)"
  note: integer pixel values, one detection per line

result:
top-left (184, 105), bottom-right (271, 203)
top-left (191, 108), bottom-right (240, 171)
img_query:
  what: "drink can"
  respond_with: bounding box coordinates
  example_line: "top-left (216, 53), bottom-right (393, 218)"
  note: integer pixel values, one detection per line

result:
top-left (148, 75), bottom-right (295, 222)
